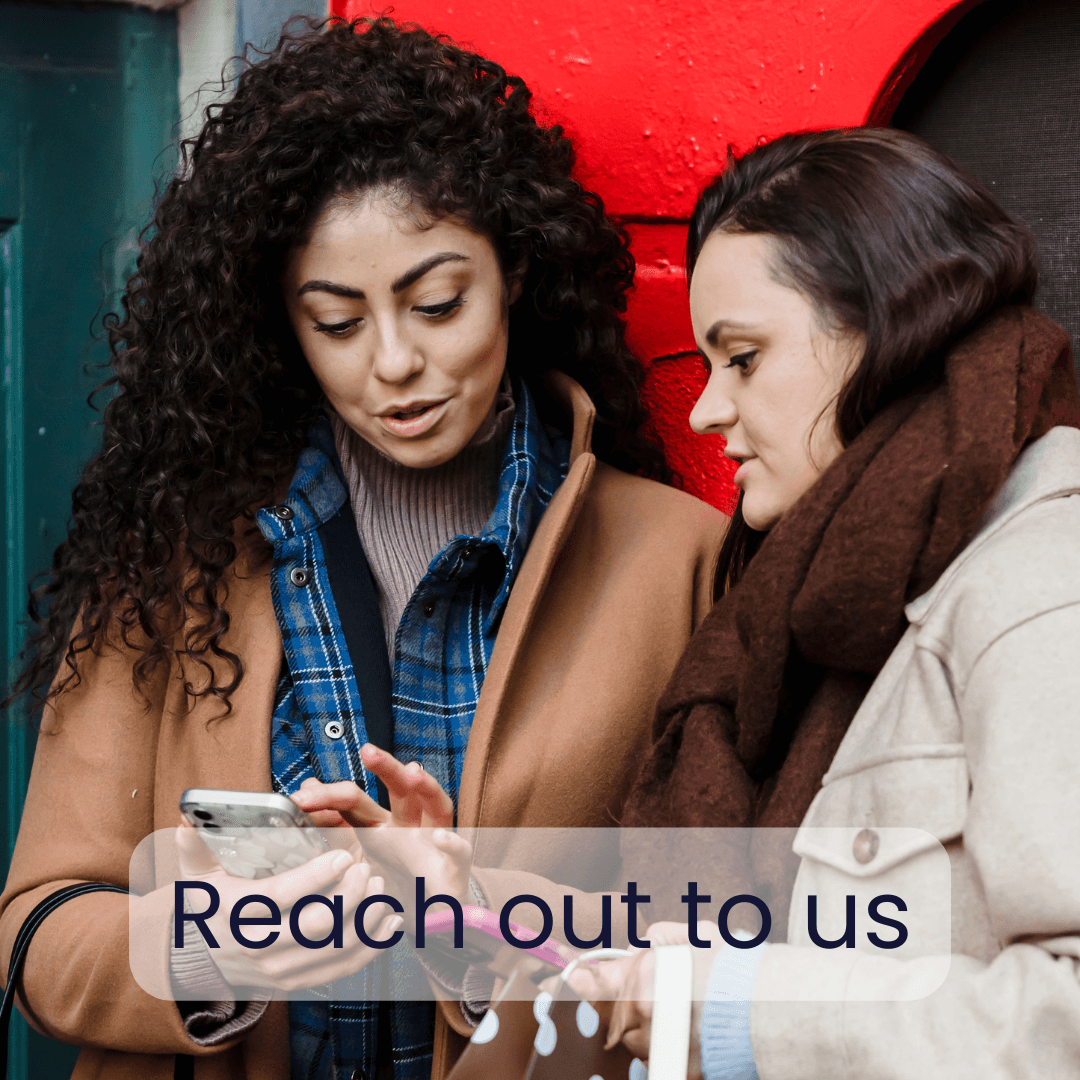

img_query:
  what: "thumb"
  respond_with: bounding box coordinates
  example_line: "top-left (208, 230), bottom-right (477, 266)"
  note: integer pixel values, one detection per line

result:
top-left (605, 996), bottom-right (642, 1052)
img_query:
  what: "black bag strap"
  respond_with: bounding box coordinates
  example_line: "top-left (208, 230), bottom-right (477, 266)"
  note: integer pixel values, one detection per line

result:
top-left (318, 503), bottom-right (396, 809)
top-left (1, 882), bottom-right (194, 1080)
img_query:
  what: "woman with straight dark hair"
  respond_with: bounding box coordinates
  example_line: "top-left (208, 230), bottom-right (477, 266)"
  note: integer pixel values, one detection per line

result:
top-left (574, 128), bottom-right (1080, 1078)
top-left (0, 18), bottom-right (724, 1080)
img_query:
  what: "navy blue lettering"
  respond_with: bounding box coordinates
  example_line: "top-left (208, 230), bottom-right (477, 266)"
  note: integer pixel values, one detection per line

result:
top-left (414, 876), bottom-right (463, 949)
top-left (867, 894), bottom-right (909, 949)
top-left (500, 895), bottom-right (554, 950)
top-left (807, 895), bottom-right (856, 949)
top-left (354, 893), bottom-right (404, 950)
top-left (718, 894), bottom-right (771, 949)
top-left (174, 881), bottom-right (220, 949)
top-left (230, 894), bottom-right (281, 949)
top-left (289, 894), bottom-right (344, 949)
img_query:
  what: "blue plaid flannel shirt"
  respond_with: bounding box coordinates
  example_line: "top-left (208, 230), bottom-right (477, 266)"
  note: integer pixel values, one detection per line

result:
top-left (256, 381), bottom-right (569, 1080)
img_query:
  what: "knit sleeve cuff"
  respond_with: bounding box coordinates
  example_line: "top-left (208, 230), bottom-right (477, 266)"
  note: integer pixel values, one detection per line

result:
top-left (700, 942), bottom-right (767, 1080)
top-left (171, 911), bottom-right (233, 998)
top-left (418, 878), bottom-right (495, 1027)
top-left (170, 911), bottom-right (271, 1046)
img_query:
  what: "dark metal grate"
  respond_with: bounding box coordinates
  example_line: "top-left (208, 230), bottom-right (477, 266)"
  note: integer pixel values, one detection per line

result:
top-left (893, 0), bottom-right (1080, 373)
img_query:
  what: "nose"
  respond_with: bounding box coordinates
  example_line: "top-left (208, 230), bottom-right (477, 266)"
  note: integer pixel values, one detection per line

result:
top-left (689, 369), bottom-right (738, 435)
top-left (370, 317), bottom-right (424, 384)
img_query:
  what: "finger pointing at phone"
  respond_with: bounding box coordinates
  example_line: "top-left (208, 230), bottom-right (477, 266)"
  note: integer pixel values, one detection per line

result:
top-left (292, 745), bottom-right (454, 829)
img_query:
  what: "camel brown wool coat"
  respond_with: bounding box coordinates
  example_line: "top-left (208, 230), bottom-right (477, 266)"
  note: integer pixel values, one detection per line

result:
top-left (0, 373), bottom-right (725, 1080)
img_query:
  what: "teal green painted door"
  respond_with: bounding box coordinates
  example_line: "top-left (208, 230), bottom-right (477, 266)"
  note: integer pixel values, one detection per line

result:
top-left (0, 7), bottom-right (178, 1078)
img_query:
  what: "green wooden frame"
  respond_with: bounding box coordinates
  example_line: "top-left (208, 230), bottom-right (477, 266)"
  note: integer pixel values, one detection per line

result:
top-left (1, 6), bottom-right (179, 1075)
top-left (2, 220), bottom-right (27, 850)
top-left (1, 218), bottom-right (28, 1080)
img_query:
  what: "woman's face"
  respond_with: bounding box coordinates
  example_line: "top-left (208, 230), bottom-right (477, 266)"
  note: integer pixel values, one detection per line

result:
top-left (688, 230), bottom-right (862, 530)
top-left (283, 192), bottom-right (517, 469)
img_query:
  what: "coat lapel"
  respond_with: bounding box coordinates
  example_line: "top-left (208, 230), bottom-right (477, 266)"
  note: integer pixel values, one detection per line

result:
top-left (456, 371), bottom-right (598, 828)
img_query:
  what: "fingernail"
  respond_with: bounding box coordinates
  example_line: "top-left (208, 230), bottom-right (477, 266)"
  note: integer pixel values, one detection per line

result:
top-left (331, 851), bottom-right (353, 874)
top-left (387, 916), bottom-right (404, 933)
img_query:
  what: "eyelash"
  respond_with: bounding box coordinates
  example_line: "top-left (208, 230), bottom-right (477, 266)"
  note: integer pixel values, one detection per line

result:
top-left (313, 319), bottom-right (360, 338)
top-left (312, 295), bottom-right (465, 337)
top-left (725, 350), bottom-right (757, 371)
top-left (415, 295), bottom-right (465, 319)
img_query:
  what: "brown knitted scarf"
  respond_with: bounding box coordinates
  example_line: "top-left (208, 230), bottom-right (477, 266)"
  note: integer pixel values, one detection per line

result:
top-left (625, 307), bottom-right (1080, 857)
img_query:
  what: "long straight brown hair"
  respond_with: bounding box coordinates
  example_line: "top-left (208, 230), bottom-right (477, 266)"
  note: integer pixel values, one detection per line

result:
top-left (687, 128), bottom-right (1038, 593)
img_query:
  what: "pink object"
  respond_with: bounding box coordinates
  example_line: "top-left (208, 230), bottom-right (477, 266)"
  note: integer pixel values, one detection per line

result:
top-left (423, 905), bottom-right (576, 970)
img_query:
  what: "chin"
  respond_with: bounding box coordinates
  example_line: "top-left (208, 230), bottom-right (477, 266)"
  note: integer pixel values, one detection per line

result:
top-left (381, 436), bottom-right (466, 470)
top-left (740, 499), bottom-right (780, 532)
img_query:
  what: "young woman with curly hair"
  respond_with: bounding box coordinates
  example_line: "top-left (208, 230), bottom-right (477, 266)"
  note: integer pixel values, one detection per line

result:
top-left (0, 17), bottom-right (724, 1080)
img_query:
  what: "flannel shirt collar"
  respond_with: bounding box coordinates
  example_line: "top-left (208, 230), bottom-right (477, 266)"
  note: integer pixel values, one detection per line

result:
top-left (255, 378), bottom-right (566, 631)
top-left (480, 378), bottom-right (565, 628)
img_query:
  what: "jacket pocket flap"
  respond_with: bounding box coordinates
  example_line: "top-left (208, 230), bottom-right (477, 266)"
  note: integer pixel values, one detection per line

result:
top-left (793, 747), bottom-right (968, 878)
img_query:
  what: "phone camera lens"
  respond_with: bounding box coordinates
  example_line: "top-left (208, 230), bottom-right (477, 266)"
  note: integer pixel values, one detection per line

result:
top-left (193, 810), bottom-right (213, 821)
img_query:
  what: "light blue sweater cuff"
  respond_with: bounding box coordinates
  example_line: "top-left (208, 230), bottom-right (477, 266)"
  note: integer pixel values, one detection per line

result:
top-left (699, 940), bottom-right (767, 1080)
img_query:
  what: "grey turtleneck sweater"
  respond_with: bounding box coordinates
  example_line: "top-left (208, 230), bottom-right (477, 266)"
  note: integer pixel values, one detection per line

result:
top-left (328, 378), bottom-right (516, 658)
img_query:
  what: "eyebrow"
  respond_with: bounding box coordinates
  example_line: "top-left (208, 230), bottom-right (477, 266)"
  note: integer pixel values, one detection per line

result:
top-left (296, 252), bottom-right (471, 301)
top-left (391, 252), bottom-right (470, 294)
top-left (704, 319), bottom-right (759, 348)
top-left (297, 280), bottom-right (365, 299)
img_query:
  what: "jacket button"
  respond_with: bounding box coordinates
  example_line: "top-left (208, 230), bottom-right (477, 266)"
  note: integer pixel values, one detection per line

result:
top-left (423, 599), bottom-right (436, 617)
top-left (853, 828), bottom-right (880, 864)
top-left (290, 567), bottom-right (310, 587)
top-left (462, 544), bottom-right (476, 559)
top-left (350, 1070), bottom-right (365, 1080)
top-left (273, 505), bottom-right (294, 521)
top-left (324, 720), bottom-right (344, 740)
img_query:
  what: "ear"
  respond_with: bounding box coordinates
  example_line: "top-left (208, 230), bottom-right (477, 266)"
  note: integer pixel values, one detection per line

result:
top-left (506, 259), bottom-right (528, 305)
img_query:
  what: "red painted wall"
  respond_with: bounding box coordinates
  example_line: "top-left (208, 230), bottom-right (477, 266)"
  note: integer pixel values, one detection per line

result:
top-left (334, 0), bottom-right (971, 511)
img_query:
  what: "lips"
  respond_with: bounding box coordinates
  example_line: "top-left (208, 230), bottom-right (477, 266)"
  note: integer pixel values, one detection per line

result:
top-left (393, 403), bottom-right (435, 419)
top-left (378, 399), bottom-right (448, 438)
top-left (726, 451), bottom-right (755, 486)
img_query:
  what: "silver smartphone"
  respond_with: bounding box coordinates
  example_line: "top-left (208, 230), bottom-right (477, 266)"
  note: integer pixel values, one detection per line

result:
top-left (180, 788), bottom-right (332, 879)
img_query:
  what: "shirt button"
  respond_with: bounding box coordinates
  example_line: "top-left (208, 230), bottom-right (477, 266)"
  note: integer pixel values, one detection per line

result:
top-left (324, 720), bottom-right (344, 740)
top-left (853, 828), bottom-right (880, 864)
top-left (290, 567), bottom-right (310, 587)
top-left (273, 505), bottom-right (294, 521)
top-left (423, 599), bottom-right (436, 617)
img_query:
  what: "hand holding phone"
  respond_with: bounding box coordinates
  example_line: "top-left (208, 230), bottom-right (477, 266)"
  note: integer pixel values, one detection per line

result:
top-left (175, 789), bottom-right (402, 990)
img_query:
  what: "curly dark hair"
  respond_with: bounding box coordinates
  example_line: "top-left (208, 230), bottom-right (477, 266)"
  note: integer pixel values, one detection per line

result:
top-left (7, 16), bottom-right (667, 712)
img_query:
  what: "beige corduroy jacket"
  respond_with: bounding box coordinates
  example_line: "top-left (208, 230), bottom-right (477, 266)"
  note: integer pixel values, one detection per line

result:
top-left (0, 372), bottom-right (726, 1080)
top-left (749, 427), bottom-right (1080, 1080)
